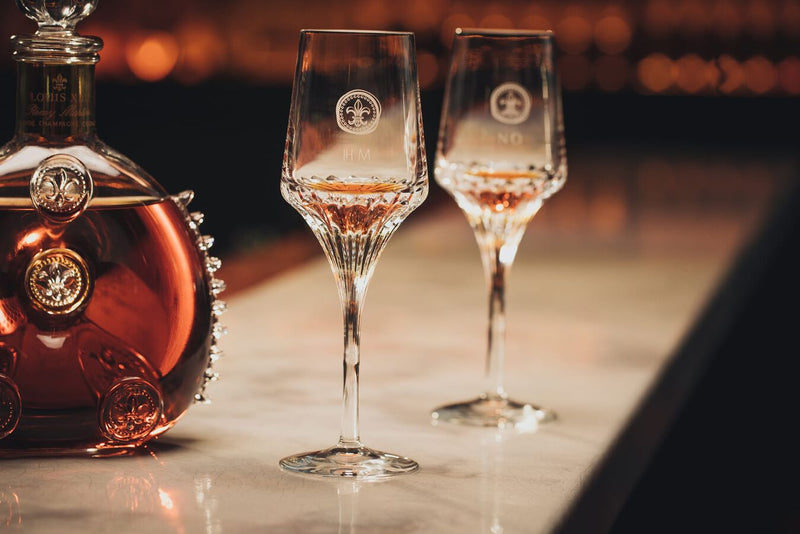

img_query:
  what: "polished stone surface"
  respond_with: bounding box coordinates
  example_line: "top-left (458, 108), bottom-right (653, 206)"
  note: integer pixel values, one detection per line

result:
top-left (0, 156), bottom-right (780, 532)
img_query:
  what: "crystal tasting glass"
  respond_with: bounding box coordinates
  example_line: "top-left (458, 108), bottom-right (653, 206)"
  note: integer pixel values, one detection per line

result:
top-left (280, 30), bottom-right (428, 478)
top-left (431, 29), bottom-right (566, 429)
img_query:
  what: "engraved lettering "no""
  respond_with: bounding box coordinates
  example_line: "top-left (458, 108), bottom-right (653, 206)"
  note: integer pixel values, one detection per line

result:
top-left (342, 147), bottom-right (371, 161)
top-left (481, 128), bottom-right (524, 146)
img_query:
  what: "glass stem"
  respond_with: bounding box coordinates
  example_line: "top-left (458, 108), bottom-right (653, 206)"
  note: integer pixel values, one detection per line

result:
top-left (476, 226), bottom-right (524, 402)
top-left (338, 273), bottom-right (366, 448)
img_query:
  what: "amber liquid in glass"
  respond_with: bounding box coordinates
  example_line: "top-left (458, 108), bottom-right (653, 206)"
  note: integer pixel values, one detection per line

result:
top-left (0, 196), bottom-right (211, 453)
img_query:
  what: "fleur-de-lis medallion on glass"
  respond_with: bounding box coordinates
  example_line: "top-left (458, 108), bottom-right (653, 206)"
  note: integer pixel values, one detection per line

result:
top-left (489, 82), bottom-right (532, 125)
top-left (30, 154), bottom-right (93, 220)
top-left (336, 89), bottom-right (381, 135)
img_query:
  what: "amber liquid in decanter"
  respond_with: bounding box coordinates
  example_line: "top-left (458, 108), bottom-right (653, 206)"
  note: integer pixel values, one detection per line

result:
top-left (0, 1), bottom-right (225, 456)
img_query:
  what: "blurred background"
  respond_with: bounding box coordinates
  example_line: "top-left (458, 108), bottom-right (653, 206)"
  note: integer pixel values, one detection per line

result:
top-left (0, 0), bottom-right (798, 265)
top-left (0, 1), bottom-right (798, 530)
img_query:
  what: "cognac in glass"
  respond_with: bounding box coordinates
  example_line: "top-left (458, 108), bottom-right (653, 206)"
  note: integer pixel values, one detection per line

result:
top-left (280, 30), bottom-right (427, 478)
top-left (432, 29), bottom-right (566, 430)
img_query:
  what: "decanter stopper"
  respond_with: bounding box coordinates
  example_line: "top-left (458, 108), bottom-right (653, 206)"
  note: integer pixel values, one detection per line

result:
top-left (11, 0), bottom-right (102, 62)
top-left (16, 0), bottom-right (98, 32)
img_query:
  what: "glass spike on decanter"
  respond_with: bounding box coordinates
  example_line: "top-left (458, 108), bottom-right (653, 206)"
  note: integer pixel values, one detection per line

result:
top-left (0, 0), bottom-right (226, 456)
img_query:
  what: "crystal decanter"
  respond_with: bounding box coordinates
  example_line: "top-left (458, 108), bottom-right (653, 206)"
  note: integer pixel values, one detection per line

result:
top-left (0, 0), bottom-right (225, 456)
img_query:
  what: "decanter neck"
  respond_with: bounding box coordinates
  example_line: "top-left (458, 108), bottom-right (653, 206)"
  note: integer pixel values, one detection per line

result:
top-left (15, 62), bottom-right (96, 141)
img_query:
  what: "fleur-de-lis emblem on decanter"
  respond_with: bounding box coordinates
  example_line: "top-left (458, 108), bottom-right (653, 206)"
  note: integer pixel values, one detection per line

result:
top-left (30, 154), bottom-right (92, 219)
top-left (40, 168), bottom-right (82, 209)
top-left (346, 98), bottom-right (371, 128)
top-left (25, 248), bottom-right (90, 315)
top-left (53, 73), bottom-right (67, 92)
top-left (34, 261), bottom-right (79, 304)
top-left (336, 89), bottom-right (382, 135)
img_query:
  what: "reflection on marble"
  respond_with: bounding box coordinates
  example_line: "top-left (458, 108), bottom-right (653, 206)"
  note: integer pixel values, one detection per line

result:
top-left (0, 445), bottom-right (226, 533)
top-left (0, 147), bottom-right (784, 532)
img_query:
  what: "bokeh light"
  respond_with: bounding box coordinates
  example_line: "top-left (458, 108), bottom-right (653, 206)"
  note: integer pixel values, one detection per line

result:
top-left (126, 32), bottom-right (180, 82)
top-left (479, 13), bottom-right (513, 29)
top-left (718, 55), bottom-right (744, 94)
top-left (594, 14), bottom-right (632, 55)
top-left (175, 21), bottom-right (226, 84)
top-left (743, 55), bottom-right (777, 94)
top-left (745, 0), bottom-right (776, 39)
top-left (416, 51), bottom-right (439, 89)
top-left (675, 54), bottom-right (709, 93)
top-left (678, 0), bottom-right (709, 36)
top-left (778, 57), bottom-right (800, 95)
top-left (520, 13), bottom-right (551, 31)
top-left (82, 24), bottom-right (126, 78)
top-left (638, 53), bottom-right (675, 93)
top-left (556, 11), bottom-right (593, 54)
top-left (644, 0), bottom-right (676, 36)
top-left (712, 0), bottom-right (741, 40)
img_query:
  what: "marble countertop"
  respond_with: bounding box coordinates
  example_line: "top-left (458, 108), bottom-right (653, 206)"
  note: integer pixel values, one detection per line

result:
top-left (0, 159), bottom-right (779, 532)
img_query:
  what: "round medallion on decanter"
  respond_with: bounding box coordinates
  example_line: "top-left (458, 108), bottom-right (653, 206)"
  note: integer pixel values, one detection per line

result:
top-left (30, 154), bottom-right (93, 221)
top-left (0, 0), bottom-right (225, 456)
top-left (25, 248), bottom-right (91, 316)
top-left (99, 378), bottom-right (163, 443)
top-left (0, 375), bottom-right (22, 440)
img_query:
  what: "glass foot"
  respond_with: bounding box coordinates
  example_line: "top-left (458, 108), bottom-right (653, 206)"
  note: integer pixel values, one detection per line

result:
top-left (279, 443), bottom-right (419, 480)
top-left (431, 395), bottom-right (556, 431)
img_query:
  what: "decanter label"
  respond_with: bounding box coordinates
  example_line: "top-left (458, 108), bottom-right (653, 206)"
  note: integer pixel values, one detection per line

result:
top-left (18, 64), bottom-right (95, 136)
top-left (489, 82), bottom-right (532, 125)
top-left (336, 89), bottom-right (381, 135)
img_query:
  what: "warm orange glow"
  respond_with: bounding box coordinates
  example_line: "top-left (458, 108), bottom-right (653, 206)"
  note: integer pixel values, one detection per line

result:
top-left (745, 0), bottom-right (775, 39)
top-left (126, 32), bottom-right (180, 82)
top-left (644, 0), bottom-right (675, 35)
top-left (402, 0), bottom-right (441, 31)
top-left (718, 55), bottom-right (744, 93)
top-left (479, 13), bottom-right (513, 28)
top-left (556, 13), bottom-right (593, 54)
top-left (780, 2), bottom-right (800, 38)
top-left (676, 54), bottom-right (708, 93)
top-left (520, 13), bottom-right (551, 31)
top-left (352, 0), bottom-right (391, 29)
top-left (417, 51), bottom-right (439, 88)
top-left (637, 53), bottom-right (675, 93)
top-left (778, 57), bottom-right (800, 95)
top-left (440, 14), bottom-right (475, 46)
top-left (589, 193), bottom-right (627, 237)
top-left (558, 54), bottom-right (592, 91)
top-left (678, 0), bottom-right (709, 36)
top-left (742, 56), bottom-right (777, 94)
top-left (712, 0), bottom-right (741, 39)
top-left (82, 24), bottom-right (126, 78)
top-left (595, 15), bottom-right (632, 55)
top-left (175, 21), bottom-right (226, 84)
top-left (595, 55), bottom-right (630, 92)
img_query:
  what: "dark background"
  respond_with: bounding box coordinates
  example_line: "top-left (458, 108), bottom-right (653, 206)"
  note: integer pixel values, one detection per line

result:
top-left (0, 0), bottom-right (798, 258)
top-left (1, 1), bottom-right (800, 531)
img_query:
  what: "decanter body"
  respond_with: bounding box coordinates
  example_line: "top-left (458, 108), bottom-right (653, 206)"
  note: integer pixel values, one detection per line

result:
top-left (0, 0), bottom-right (224, 456)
